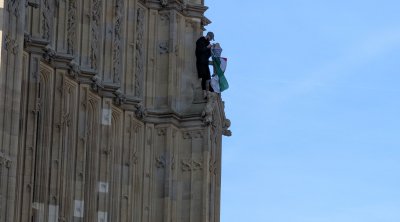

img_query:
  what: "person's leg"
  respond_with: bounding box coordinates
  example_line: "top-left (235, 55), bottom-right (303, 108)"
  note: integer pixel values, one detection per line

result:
top-left (201, 78), bottom-right (207, 90)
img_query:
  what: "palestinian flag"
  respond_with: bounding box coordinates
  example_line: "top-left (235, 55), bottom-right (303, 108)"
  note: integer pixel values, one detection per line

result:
top-left (212, 56), bottom-right (229, 92)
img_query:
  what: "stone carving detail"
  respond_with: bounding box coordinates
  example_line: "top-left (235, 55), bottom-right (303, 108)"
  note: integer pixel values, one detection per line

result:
top-left (7, 0), bottom-right (20, 17)
top-left (182, 131), bottom-right (204, 139)
top-left (90, 0), bottom-right (102, 69)
top-left (113, 90), bottom-right (126, 106)
top-left (202, 92), bottom-right (217, 125)
top-left (43, 46), bottom-right (57, 63)
top-left (61, 113), bottom-right (72, 128)
top-left (181, 159), bottom-right (202, 172)
top-left (26, 0), bottom-right (39, 8)
top-left (160, 0), bottom-right (168, 6)
top-left (155, 154), bottom-right (176, 170)
top-left (23, 33), bottom-right (32, 48)
top-left (67, 0), bottom-right (77, 54)
top-left (222, 119), bottom-right (232, 136)
top-left (113, 0), bottom-right (123, 83)
top-left (158, 42), bottom-right (169, 54)
top-left (42, 0), bottom-right (51, 40)
top-left (56, 113), bottom-right (72, 130)
top-left (3, 34), bottom-right (19, 55)
top-left (31, 99), bottom-right (41, 115)
top-left (157, 128), bottom-right (166, 136)
top-left (91, 75), bottom-right (103, 92)
top-left (135, 7), bottom-right (145, 98)
top-left (68, 60), bottom-right (80, 79)
top-left (209, 160), bottom-right (217, 175)
top-left (159, 13), bottom-right (170, 25)
top-left (0, 155), bottom-right (12, 169)
top-left (130, 150), bottom-right (138, 166)
top-left (182, 0), bottom-right (188, 9)
top-left (134, 102), bottom-right (147, 119)
top-left (155, 155), bottom-right (166, 168)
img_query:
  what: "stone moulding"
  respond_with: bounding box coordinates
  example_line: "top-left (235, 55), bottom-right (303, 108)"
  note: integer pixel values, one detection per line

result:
top-left (20, 41), bottom-right (231, 136)
top-left (145, 0), bottom-right (209, 18)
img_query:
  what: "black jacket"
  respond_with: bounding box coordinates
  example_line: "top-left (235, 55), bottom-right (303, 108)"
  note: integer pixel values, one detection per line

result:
top-left (195, 36), bottom-right (211, 64)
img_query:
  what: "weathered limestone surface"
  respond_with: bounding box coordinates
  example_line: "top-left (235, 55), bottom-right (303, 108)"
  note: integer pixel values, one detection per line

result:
top-left (0, 0), bottom-right (230, 222)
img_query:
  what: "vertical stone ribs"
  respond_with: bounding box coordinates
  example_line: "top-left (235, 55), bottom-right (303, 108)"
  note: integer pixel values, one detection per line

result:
top-left (113, 0), bottom-right (123, 83)
top-left (67, 0), bottom-right (77, 54)
top-left (42, 0), bottom-right (51, 40)
top-left (90, 0), bottom-right (102, 69)
top-left (135, 7), bottom-right (145, 98)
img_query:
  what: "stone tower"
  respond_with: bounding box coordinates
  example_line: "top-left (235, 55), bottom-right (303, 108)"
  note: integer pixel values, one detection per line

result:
top-left (0, 0), bottom-right (230, 222)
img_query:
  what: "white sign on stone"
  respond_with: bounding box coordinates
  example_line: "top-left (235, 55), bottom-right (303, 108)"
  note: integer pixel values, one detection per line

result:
top-left (74, 200), bottom-right (84, 218)
top-left (48, 205), bottom-right (59, 222)
top-left (98, 181), bottom-right (109, 193)
top-left (98, 211), bottom-right (108, 222)
top-left (102, 108), bottom-right (112, 125)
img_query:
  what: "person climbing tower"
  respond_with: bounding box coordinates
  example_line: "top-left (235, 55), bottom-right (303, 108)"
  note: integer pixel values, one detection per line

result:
top-left (195, 31), bottom-right (214, 98)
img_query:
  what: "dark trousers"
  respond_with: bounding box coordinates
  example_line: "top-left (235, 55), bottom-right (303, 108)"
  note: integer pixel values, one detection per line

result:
top-left (196, 62), bottom-right (211, 90)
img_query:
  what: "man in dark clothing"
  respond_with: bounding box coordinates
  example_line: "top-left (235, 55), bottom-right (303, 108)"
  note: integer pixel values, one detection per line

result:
top-left (195, 32), bottom-right (214, 97)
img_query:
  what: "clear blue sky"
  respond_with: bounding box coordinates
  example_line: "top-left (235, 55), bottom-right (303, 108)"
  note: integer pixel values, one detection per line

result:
top-left (205, 1), bottom-right (400, 221)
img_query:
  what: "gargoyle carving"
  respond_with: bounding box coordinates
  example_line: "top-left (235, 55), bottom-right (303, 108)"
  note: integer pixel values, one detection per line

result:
top-left (113, 90), bottom-right (126, 106)
top-left (222, 119), bottom-right (232, 136)
top-left (135, 103), bottom-right (147, 119)
top-left (91, 75), bottom-right (103, 92)
top-left (202, 92), bottom-right (217, 124)
top-left (68, 60), bottom-right (80, 79)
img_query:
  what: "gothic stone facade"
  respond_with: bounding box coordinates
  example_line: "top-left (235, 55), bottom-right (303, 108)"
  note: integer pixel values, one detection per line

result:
top-left (0, 0), bottom-right (231, 221)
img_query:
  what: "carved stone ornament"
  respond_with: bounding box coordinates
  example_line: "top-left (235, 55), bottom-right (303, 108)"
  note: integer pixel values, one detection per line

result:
top-left (179, 0), bottom-right (188, 9)
top-left (134, 103), bottom-right (147, 119)
top-left (181, 159), bottom-right (202, 172)
top-left (202, 92), bottom-right (217, 125)
top-left (113, 90), bottom-right (126, 106)
top-left (222, 119), bottom-right (232, 136)
top-left (26, 0), bottom-right (39, 8)
top-left (113, 0), bottom-right (123, 83)
top-left (0, 155), bottom-right (12, 169)
top-left (90, 0), bottom-right (102, 69)
top-left (43, 45), bottom-right (57, 63)
top-left (135, 7), bottom-right (145, 98)
top-left (68, 60), bottom-right (80, 79)
top-left (182, 131), bottom-right (204, 140)
top-left (209, 159), bottom-right (217, 175)
top-left (91, 75), bottom-right (103, 92)
top-left (67, 0), bottom-right (77, 54)
top-left (160, 0), bottom-right (168, 6)
top-left (155, 155), bottom-right (166, 168)
top-left (23, 33), bottom-right (32, 48)
top-left (7, 0), bottom-right (20, 17)
top-left (42, 0), bottom-right (51, 40)
top-left (158, 42), bottom-right (169, 54)
top-left (4, 34), bottom-right (19, 55)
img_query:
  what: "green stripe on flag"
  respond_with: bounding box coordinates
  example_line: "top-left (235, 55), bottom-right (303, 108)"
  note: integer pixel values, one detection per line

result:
top-left (212, 57), bottom-right (229, 92)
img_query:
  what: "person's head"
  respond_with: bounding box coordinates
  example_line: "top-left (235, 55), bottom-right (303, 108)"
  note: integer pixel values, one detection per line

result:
top-left (205, 32), bottom-right (215, 41)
